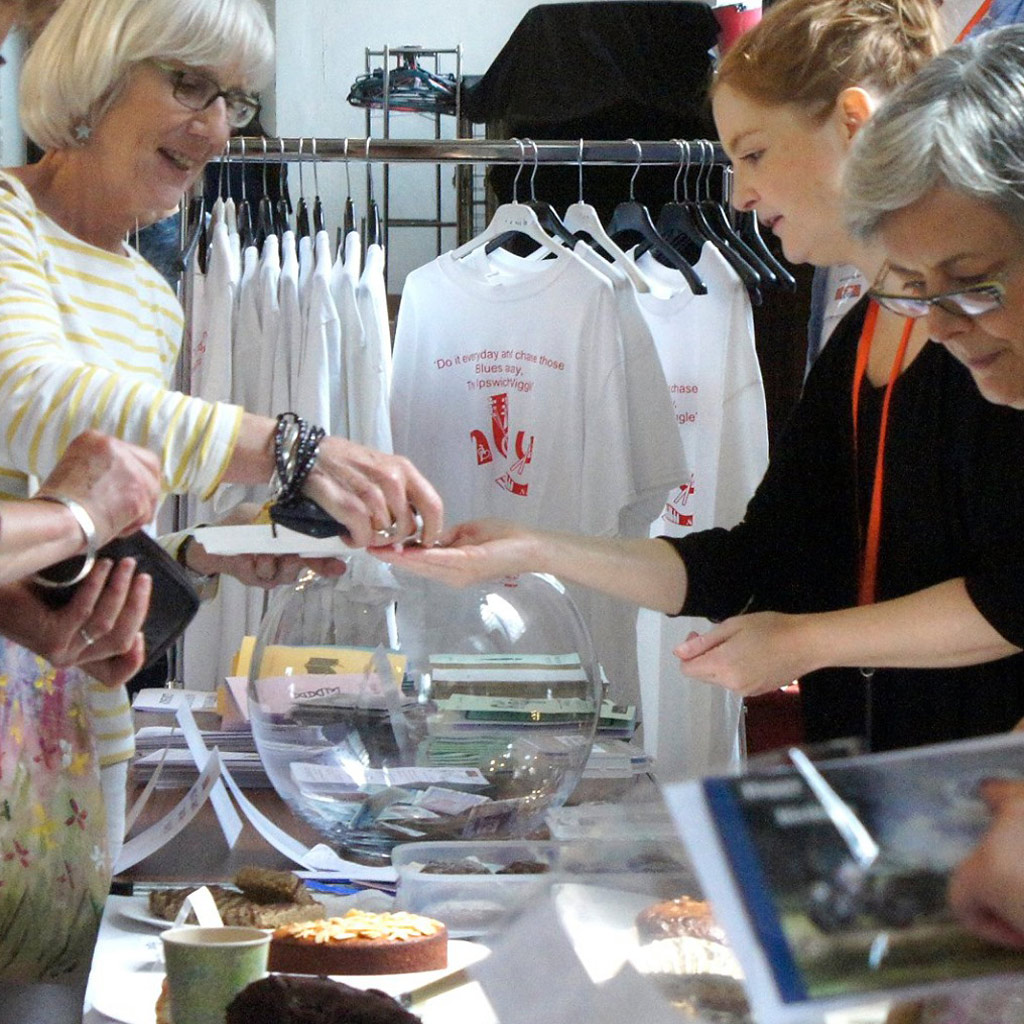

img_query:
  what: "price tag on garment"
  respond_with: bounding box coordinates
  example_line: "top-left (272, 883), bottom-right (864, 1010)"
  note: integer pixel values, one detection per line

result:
top-left (173, 703), bottom-right (244, 848)
top-left (113, 748), bottom-right (224, 873)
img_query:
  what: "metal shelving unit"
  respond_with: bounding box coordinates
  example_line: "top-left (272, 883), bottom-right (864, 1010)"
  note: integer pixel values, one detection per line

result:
top-left (362, 44), bottom-right (465, 288)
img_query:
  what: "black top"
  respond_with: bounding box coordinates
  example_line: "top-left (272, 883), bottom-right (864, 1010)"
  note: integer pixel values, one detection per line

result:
top-left (667, 297), bottom-right (1024, 751)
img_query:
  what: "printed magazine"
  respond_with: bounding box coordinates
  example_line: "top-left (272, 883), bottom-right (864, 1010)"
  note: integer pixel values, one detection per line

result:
top-left (663, 732), bottom-right (1024, 1021)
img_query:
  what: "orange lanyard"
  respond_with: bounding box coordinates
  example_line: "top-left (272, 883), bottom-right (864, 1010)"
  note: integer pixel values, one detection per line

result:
top-left (851, 302), bottom-right (914, 606)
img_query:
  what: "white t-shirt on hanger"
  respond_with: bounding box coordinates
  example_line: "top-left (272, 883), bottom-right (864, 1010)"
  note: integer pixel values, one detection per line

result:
top-left (294, 229), bottom-right (339, 432)
top-left (629, 244), bottom-right (768, 779)
top-left (331, 229), bottom-right (363, 440)
top-left (394, 245), bottom-right (652, 705)
top-left (483, 243), bottom-right (687, 706)
top-left (354, 242), bottom-right (394, 453)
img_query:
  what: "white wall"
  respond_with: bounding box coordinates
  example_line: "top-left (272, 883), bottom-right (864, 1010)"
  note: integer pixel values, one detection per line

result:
top-left (268, 0), bottom-right (627, 291)
top-left (0, 28), bottom-right (25, 167)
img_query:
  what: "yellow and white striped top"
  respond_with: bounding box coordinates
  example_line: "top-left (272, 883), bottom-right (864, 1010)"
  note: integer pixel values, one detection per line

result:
top-left (0, 171), bottom-right (244, 766)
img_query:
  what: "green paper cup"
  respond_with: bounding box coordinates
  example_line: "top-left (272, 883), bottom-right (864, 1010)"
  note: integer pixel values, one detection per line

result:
top-left (161, 926), bottom-right (270, 1024)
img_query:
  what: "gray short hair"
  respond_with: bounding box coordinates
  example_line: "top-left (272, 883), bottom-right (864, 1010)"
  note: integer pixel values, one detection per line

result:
top-left (20, 0), bottom-right (274, 151)
top-left (843, 24), bottom-right (1024, 242)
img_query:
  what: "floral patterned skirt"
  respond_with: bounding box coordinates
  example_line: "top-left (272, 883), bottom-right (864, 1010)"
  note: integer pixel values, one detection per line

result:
top-left (0, 640), bottom-right (108, 983)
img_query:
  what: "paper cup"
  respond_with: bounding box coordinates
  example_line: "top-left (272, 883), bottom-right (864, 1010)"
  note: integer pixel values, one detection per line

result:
top-left (161, 926), bottom-right (270, 1024)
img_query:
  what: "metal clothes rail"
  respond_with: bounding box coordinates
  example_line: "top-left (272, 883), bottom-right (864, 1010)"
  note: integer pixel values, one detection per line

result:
top-left (217, 137), bottom-right (729, 167)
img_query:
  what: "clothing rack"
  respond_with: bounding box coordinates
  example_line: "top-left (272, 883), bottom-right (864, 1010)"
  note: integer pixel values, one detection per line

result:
top-left (218, 137), bottom-right (729, 167)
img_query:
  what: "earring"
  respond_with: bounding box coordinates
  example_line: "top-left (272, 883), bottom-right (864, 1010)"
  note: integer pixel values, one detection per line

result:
top-left (73, 121), bottom-right (91, 143)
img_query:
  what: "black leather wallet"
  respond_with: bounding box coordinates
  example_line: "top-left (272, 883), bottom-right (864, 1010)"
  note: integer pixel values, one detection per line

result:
top-left (268, 494), bottom-right (350, 539)
top-left (34, 531), bottom-right (200, 670)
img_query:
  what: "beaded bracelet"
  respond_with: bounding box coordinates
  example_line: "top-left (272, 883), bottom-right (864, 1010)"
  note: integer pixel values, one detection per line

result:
top-left (271, 413), bottom-right (326, 505)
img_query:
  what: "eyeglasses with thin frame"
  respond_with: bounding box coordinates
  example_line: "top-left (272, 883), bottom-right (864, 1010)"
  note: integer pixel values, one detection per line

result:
top-left (149, 59), bottom-right (259, 129)
top-left (869, 277), bottom-right (1006, 320)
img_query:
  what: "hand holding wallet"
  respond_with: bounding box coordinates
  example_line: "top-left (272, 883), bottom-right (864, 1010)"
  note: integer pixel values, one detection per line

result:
top-left (34, 531), bottom-right (200, 670)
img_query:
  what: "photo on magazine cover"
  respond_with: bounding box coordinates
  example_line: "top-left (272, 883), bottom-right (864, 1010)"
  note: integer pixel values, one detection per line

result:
top-left (704, 736), bottom-right (1024, 1003)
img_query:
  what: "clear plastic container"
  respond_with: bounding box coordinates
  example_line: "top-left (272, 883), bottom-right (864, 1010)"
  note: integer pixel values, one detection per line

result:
top-left (393, 839), bottom-right (558, 938)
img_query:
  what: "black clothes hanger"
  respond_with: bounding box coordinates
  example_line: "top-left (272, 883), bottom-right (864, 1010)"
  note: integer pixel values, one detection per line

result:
top-left (607, 140), bottom-right (706, 296)
top-left (183, 192), bottom-right (207, 274)
top-left (687, 142), bottom-right (763, 297)
top-left (275, 137), bottom-right (292, 235)
top-left (235, 138), bottom-right (254, 250)
top-left (736, 195), bottom-right (797, 292)
top-left (342, 138), bottom-right (356, 238)
top-left (254, 138), bottom-right (275, 249)
top-left (648, 139), bottom-right (706, 266)
top-left (311, 138), bottom-right (326, 235)
top-left (180, 147), bottom-right (215, 273)
top-left (367, 199), bottom-right (383, 247)
top-left (700, 161), bottom-right (775, 284)
top-left (365, 138), bottom-right (383, 248)
top-left (294, 137), bottom-right (311, 239)
top-left (562, 139), bottom-right (658, 293)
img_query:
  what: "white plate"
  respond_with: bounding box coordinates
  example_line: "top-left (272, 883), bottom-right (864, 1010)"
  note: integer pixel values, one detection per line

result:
top-left (89, 939), bottom-right (490, 1024)
top-left (114, 896), bottom-right (179, 931)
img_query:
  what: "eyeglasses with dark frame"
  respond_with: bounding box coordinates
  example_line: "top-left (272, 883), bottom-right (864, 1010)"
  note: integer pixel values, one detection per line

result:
top-left (868, 260), bottom-right (1010, 320)
top-left (149, 59), bottom-right (259, 129)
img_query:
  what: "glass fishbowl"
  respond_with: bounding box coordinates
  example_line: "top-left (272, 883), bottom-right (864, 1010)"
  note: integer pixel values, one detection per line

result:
top-left (248, 556), bottom-right (602, 863)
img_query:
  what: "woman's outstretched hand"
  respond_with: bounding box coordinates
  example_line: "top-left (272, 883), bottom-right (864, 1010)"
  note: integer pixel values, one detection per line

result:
top-left (370, 518), bottom-right (536, 586)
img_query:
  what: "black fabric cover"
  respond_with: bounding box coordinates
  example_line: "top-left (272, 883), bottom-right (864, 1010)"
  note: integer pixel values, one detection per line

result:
top-left (462, 3), bottom-right (720, 227)
top-left (462, 1), bottom-right (719, 125)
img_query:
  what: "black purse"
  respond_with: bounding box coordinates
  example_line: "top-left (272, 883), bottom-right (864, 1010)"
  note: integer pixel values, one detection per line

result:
top-left (34, 531), bottom-right (200, 670)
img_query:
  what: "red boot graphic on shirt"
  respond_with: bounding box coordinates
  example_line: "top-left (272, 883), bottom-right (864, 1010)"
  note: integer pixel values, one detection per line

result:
top-left (663, 471), bottom-right (696, 527)
top-left (470, 392), bottom-right (534, 496)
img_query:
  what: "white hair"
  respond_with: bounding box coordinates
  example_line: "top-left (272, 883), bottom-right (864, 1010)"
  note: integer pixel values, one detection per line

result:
top-left (844, 24), bottom-right (1024, 242)
top-left (20, 0), bottom-right (274, 151)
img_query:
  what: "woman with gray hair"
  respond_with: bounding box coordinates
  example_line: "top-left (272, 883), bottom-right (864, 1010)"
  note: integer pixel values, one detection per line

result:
top-left (842, 22), bottom-right (1024, 953)
top-left (844, 23), bottom-right (1024, 411)
top-left (0, 0), bottom-right (442, 1012)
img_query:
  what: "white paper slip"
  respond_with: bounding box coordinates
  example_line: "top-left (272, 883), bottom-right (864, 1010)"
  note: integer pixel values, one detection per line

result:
top-left (174, 885), bottom-right (224, 928)
top-left (131, 688), bottom-right (220, 713)
top-left (192, 523), bottom-right (350, 557)
top-left (114, 748), bottom-right (224, 873)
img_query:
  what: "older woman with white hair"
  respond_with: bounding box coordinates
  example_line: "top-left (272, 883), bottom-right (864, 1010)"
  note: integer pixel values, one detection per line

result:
top-left (842, 21), bottom-right (1024, 953)
top-left (0, 0), bottom-right (443, 1014)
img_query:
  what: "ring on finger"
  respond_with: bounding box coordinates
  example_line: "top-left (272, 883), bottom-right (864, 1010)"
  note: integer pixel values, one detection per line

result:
top-left (373, 520), bottom-right (400, 543)
top-left (79, 626), bottom-right (96, 647)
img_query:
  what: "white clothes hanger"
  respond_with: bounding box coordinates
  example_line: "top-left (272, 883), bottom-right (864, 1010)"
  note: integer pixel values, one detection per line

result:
top-left (561, 139), bottom-right (665, 296)
top-left (451, 139), bottom-right (567, 260)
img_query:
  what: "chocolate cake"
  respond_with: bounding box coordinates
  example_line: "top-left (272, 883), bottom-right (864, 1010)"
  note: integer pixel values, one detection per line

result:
top-left (268, 910), bottom-right (448, 976)
top-left (225, 974), bottom-right (422, 1024)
